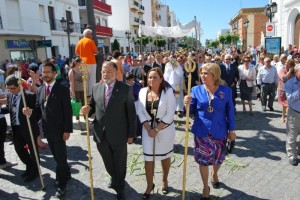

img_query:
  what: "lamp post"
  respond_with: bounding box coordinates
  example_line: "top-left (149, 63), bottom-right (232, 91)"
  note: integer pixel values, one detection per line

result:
top-left (60, 17), bottom-right (74, 59)
top-left (243, 18), bottom-right (249, 52)
top-left (125, 30), bottom-right (131, 53)
top-left (265, 2), bottom-right (278, 22)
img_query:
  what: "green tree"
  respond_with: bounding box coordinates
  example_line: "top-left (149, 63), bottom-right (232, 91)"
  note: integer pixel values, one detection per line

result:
top-left (218, 35), bottom-right (226, 46)
top-left (208, 40), bottom-right (220, 48)
top-left (111, 39), bottom-right (120, 52)
top-left (153, 38), bottom-right (166, 47)
top-left (224, 34), bottom-right (232, 45)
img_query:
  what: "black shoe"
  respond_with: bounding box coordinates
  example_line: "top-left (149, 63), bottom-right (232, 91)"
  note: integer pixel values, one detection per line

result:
top-left (142, 184), bottom-right (155, 199)
top-left (211, 181), bottom-right (220, 189)
top-left (21, 169), bottom-right (31, 178)
top-left (108, 179), bottom-right (112, 188)
top-left (268, 106), bottom-right (274, 111)
top-left (55, 187), bottom-right (66, 198)
top-left (55, 175), bottom-right (71, 187)
top-left (24, 172), bottom-right (38, 183)
top-left (117, 191), bottom-right (125, 200)
top-left (226, 140), bottom-right (235, 154)
top-left (289, 159), bottom-right (298, 166)
top-left (162, 186), bottom-right (169, 194)
top-left (262, 107), bottom-right (267, 111)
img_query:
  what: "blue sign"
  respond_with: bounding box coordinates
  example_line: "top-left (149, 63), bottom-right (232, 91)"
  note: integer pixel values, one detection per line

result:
top-left (6, 40), bottom-right (30, 48)
top-left (37, 40), bottom-right (52, 48)
top-left (265, 37), bottom-right (281, 55)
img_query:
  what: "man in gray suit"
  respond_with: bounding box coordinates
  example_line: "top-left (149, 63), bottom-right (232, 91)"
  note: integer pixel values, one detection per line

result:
top-left (82, 61), bottom-right (136, 200)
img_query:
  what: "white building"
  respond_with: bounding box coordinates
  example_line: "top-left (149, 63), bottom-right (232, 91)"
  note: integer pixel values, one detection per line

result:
top-left (217, 29), bottom-right (230, 38)
top-left (273, 0), bottom-right (300, 49)
top-left (0, 0), bottom-right (81, 62)
top-left (78, 0), bottom-right (112, 54)
top-left (107, 0), bottom-right (146, 53)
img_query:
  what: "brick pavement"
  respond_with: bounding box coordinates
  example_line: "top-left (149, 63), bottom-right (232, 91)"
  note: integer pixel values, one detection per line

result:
top-left (0, 98), bottom-right (300, 200)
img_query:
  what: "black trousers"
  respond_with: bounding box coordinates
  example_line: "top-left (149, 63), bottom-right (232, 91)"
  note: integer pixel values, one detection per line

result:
top-left (261, 83), bottom-right (276, 108)
top-left (47, 137), bottom-right (70, 188)
top-left (0, 117), bottom-right (7, 165)
top-left (12, 125), bottom-right (39, 172)
top-left (96, 133), bottom-right (127, 193)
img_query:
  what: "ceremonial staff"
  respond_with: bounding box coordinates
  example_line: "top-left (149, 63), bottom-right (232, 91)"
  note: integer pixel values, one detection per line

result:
top-left (79, 62), bottom-right (94, 200)
top-left (15, 71), bottom-right (45, 190)
top-left (182, 58), bottom-right (196, 200)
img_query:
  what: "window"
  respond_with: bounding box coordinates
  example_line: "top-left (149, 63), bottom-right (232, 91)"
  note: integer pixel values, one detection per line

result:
top-left (5, 0), bottom-right (21, 29)
top-left (102, 18), bottom-right (107, 27)
top-left (48, 6), bottom-right (55, 30)
top-left (96, 17), bottom-right (100, 25)
top-left (10, 51), bottom-right (34, 62)
top-left (39, 5), bottom-right (45, 22)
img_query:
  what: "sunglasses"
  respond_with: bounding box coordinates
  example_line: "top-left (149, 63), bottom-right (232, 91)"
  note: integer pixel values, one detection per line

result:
top-left (225, 59), bottom-right (231, 60)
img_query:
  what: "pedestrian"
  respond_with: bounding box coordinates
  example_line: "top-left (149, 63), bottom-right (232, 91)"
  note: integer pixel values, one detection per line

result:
top-left (137, 67), bottom-right (176, 199)
top-left (184, 63), bottom-right (236, 199)
top-left (75, 29), bottom-right (99, 96)
top-left (24, 62), bottom-right (73, 197)
top-left (111, 50), bottom-right (124, 82)
top-left (257, 57), bottom-right (278, 111)
top-left (284, 63), bottom-right (300, 166)
top-left (2, 75), bottom-right (39, 182)
top-left (81, 61), bottom-right (136, 200)
top-left (0, 88), bottom-right (18, 170)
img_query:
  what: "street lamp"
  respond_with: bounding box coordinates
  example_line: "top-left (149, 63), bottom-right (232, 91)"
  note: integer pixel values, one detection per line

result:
top-left (60, 17), bottom-right (75, 59)
top-left (125, 30), bottom-right (131, 53)
top-left (265, 2), bottom-right (277, 22)
top-left (243, 18), bottom-right (249, 51)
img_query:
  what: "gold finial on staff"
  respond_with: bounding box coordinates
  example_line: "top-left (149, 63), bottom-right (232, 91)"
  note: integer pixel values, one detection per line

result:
top-left (182, 57), bottom-right (196, 200)
top-left (79, 62), bottom-right (94, 200)
top-left (15, 71), bottom-right (45, 190)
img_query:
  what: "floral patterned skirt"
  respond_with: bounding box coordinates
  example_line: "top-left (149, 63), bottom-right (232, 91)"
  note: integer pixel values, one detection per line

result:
top-left (194, 133), bottom-right (227, 166)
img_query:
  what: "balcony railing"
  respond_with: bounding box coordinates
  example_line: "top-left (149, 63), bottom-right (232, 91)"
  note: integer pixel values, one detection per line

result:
top-left (134, 17), bottom-right (139, 23)
top-left (140, 5), bottom-right (144, 10)
top-left (93, 0), bottom-right (112, 15)
top-left (95, 25), bottom-right (112, 37)
top-left (49, 18), bottom-right (81, 33)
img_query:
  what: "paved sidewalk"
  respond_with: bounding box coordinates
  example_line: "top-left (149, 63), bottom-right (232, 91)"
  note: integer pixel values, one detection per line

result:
top-left (0, 98), bottom-right (299, 200)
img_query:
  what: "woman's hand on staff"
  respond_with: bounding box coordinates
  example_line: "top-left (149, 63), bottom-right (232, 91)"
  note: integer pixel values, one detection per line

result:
top-left (184, 95), bottom-right (192, 106)
top-left (148, 129), bottom-right (157, 138)
top-left (81, 105), bottom-right (90, 115)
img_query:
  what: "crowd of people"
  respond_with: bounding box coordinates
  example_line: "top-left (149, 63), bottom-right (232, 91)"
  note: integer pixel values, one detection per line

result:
top-left (1, 29), bottom-right (300, 199)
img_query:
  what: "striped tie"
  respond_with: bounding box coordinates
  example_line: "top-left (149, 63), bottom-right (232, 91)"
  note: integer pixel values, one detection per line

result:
top-left (105, 85), bottom-right (112, 108)
top-left (11, 95), bottom-right (18, 125)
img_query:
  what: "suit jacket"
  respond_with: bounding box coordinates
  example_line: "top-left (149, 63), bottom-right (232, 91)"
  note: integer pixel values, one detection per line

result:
top-left (189, 85), bottom-right (235, 139)
top-left (220, 63), bottom-right (239, 87)
top-left (89, 81), bottom-right (136, 145)
top-left (0, 91), bottom-right (39, 138)
top-left (35, 80), bottom-right (73, 141)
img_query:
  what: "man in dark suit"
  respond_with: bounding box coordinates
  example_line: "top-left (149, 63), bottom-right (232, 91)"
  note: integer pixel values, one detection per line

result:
top-left (24, 62), bottom-right (73, 197)
top-left (82, 61), bottom-right (136, 200)
top-left (220, 55), bottom-right (240, 108)
top-left (143, 55), bottom-right (161, 86)
top-left (1, 75), bottom-right (39, 182)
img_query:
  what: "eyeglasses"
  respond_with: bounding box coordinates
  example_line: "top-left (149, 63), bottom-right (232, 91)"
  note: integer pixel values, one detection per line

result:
top-left (215, 60), bottom-right (220, 62)
top-left (266, 61), bottom-right (271, 63)
top-left (225, 59), bottom-right (231, 60)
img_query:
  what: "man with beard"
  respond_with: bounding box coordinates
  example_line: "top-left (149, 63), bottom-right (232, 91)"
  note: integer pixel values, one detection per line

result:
top-left (23, 62), bottom-right (72, 197)
top-left (82, 61), bottom-right (136, 200)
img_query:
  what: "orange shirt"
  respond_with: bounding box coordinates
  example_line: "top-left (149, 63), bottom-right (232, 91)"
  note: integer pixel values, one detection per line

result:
top-left (75, 37), bottom-right (97, 64)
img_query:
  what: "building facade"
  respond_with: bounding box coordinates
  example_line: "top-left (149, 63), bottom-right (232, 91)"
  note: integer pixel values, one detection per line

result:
top-left (229, 7), bottom-right (268, 51)
top-left (78, 0), bottom-right (112, 54)
top-left (273, 0), bottom-right (300, 49)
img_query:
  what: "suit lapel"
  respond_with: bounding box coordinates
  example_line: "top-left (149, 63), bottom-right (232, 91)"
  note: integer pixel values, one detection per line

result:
top-left (106, 81), bottom-right (120, 109)
top-left (47, 81), bottom-right (58, 105)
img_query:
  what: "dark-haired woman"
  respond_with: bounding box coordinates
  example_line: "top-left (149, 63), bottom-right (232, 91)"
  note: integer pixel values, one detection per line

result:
top-left (137, 67), bottom-right (176, 199)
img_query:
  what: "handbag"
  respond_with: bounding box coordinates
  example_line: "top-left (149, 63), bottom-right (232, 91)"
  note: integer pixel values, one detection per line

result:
top-left (71, 99), bottom-right (82, 117)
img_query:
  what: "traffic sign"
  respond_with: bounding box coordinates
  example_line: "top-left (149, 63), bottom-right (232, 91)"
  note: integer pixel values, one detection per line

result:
top-left (266, 22), bottom-right (275, 37)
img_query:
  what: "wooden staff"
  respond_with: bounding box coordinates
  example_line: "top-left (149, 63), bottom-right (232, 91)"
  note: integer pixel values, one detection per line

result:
top-left (79, 62), bottom-right (94, 200)
top-left (182, 58), bottom-right (196, 200)
top-left (15, 71), bottom-right (45, 190)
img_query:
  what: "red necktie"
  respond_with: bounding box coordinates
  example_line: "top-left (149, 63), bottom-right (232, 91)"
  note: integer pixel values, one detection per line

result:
top-left (46, 85), bottom-right (50, 97)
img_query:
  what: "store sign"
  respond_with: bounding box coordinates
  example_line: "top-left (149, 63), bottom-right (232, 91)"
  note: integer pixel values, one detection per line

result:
top-left (265, 37), bottom-right (281, 55)
top-left (266, 22), bottom-right (275, 37)
top-left (6, 40), bottom-right (30, 48)
top-left (37, 40), bottom-right (52, 48)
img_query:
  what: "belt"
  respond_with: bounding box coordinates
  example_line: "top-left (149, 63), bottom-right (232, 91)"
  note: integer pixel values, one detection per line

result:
top-left (289, 107), bottom-right (300, 113)
top-left (262, 82), bottom-right (274, 85)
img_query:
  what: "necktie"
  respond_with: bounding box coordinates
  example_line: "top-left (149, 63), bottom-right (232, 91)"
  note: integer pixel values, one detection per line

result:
top-left (11, 95), bottom-right (18, 125)
top-left (105, 85), bottom-right (113, 108)
top-left (46, 85), bottom-right (50, 97)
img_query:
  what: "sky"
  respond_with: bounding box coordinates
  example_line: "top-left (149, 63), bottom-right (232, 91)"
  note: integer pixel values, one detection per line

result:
top-left (163, 0), bottom-right (269, 44)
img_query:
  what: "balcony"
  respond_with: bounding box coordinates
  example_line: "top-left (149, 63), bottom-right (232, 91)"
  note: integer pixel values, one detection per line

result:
top-left (138, 5), bottom-right (144, 15)
top-left (131, 0), bottom-right (139, 12)
top-left (93, 0), bottom-right (112, 15)
top-left (95, 25), bottom-right (112, 37)
top-left (49, 18), bottom-right (81, 33)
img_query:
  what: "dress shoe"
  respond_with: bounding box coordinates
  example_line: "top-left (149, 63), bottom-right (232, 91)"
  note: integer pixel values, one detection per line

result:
top-left (24, 172), bottom-right (38, 183)
top-left (0, 161), bottom-right (18, 169)
top-left (142, 184), bottom-right (155, 199)
top-left (161, 182), bottom-right (169, 194)
top-left (55, 187), bottom-right (66, 198)
top-left (117, 191), bottom-right (125, 200)
top-left (55, 175), bottom-right (71, 187)
top-left (200, 186), bottom-right (210, 200)
top-left (262, 107), bottom-right (267, 111)
top-left (108, 179), bottom-right (112, 188)
top-left (268, 106), bottom-right (274, 111)
top-left (289, 158), bottom-right (298, 166)
top-left (21, 169), bottom-right (31, 178)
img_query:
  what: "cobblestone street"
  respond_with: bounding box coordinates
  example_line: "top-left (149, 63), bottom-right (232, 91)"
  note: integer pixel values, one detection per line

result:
top-left (1, 98), bottom-right (300, 200)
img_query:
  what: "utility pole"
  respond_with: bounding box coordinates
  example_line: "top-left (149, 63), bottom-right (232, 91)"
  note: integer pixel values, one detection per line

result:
top-left (86, 0), bottom-right (103, 82)
top-left (139, 0), bottom-right (143, 53)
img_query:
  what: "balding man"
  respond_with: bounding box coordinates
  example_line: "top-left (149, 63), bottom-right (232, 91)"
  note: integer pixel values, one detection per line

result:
top-left (75, 29), bottom-right (99, 96)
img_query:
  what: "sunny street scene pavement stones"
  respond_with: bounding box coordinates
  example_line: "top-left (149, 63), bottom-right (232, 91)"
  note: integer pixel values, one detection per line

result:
top-left (1, 98), bottom-right (300, 200)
